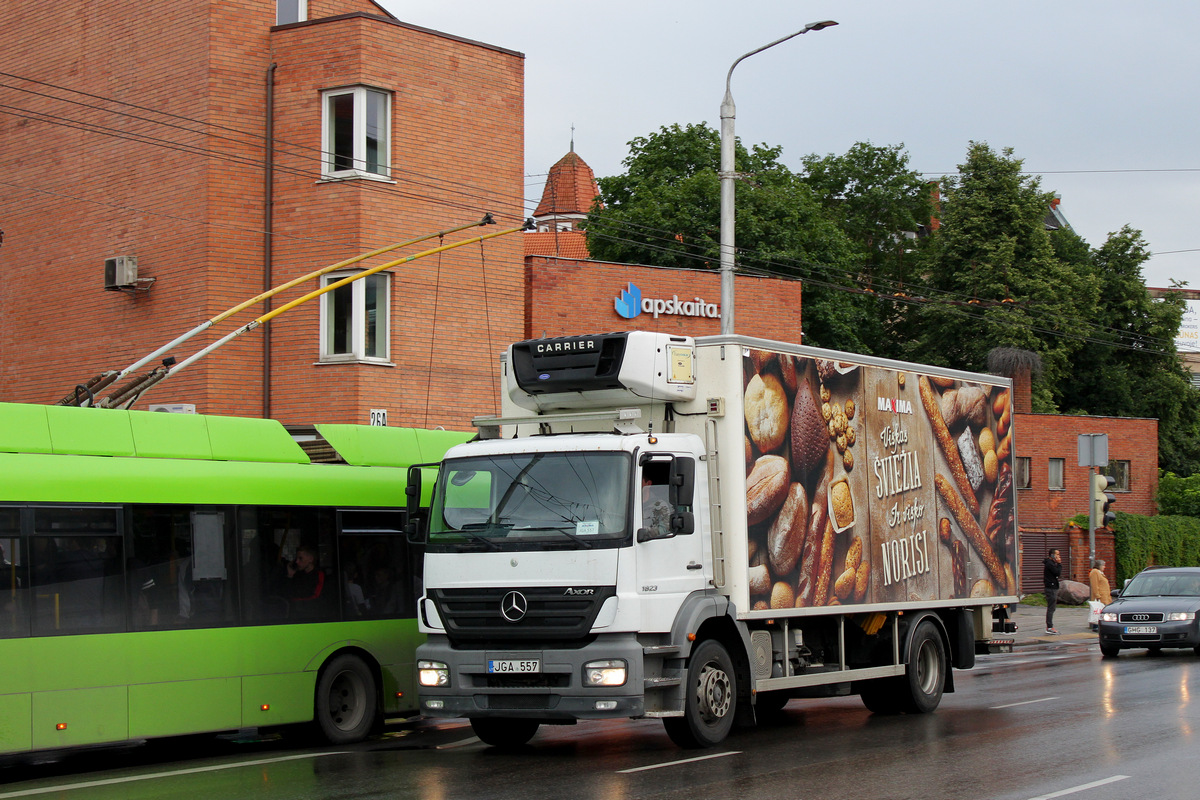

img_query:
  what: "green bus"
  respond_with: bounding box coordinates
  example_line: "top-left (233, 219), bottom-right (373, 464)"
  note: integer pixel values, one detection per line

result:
top-left (0, 401), bottom-right (468, 755)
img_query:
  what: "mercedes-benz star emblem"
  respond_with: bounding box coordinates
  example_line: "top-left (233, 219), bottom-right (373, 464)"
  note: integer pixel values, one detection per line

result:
top-left (501, 591), bottom-right (528, 622)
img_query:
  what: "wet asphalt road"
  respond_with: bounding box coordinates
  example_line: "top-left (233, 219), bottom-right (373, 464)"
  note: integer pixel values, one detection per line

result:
top-left (3, 638), bottom-right (1198, 800)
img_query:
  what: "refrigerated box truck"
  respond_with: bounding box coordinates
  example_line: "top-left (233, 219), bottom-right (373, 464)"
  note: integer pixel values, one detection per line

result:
top-left (408, 331), bottom-right (1018, 747)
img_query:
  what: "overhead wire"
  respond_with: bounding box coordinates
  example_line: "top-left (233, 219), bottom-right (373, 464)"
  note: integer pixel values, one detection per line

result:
top-left (1, 71), bottom-right (1189, 358)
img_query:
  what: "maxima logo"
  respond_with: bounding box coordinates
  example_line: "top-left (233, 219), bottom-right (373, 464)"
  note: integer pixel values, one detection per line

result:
top-left (614, 282), bottom-right (720, 320)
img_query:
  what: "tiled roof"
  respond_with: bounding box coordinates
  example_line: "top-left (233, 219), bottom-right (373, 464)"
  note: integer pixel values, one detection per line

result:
top-left (534, 151), bottom-right (601, 217)
top-left (523, 230), bottom-right (590, 259)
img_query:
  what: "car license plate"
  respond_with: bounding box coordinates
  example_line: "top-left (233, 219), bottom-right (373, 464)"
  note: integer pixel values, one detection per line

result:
top-left (488, 659), bottom-right (540, 674)
top-left (1124, 625), bottom-right (1157, 634)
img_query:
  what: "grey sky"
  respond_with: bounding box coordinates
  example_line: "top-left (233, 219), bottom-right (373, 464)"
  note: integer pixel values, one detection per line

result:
top-left (383, 1), bottom-right (1199, 289)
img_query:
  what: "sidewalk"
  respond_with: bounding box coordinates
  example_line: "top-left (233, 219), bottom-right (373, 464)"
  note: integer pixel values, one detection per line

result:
top-left (997, 601), bottom-right (1096, 647)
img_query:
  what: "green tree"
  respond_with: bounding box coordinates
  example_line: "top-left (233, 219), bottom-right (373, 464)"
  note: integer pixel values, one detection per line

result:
top-left (584, 123), bottom-right (876, 351)
top-left (801, 142), bottom-right (932, 291)
top-left (1059, 228), bottom-right (1200, 475)
top-left (898, 142), bottom-right (1100, 409)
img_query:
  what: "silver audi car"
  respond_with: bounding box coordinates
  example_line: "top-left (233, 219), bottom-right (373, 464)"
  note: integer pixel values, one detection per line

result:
top-left (1098, 566), bottom-right (1200, 658)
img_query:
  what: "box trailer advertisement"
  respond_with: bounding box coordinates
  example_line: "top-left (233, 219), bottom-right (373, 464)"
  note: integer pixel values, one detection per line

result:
top-left (743, 347), bottom-right (1018, 611)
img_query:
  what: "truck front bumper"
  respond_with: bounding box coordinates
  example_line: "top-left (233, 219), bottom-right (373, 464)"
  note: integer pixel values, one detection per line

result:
top-left (417, 633), bottom-right (647, 720)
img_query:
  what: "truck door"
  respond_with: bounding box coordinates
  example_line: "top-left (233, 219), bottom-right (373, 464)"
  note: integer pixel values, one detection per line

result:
top-left (636, 455), bottom-right (706, 630)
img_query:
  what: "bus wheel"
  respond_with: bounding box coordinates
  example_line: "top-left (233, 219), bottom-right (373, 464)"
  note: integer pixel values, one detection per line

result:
top-left (470, 718), bottom-right (539, 748)
top-left (900, 620), bottom-right (945, 714)
top-left (663, 639), bottom-right (737, 748)
top-left (316, 654), bottom-right (378, 744)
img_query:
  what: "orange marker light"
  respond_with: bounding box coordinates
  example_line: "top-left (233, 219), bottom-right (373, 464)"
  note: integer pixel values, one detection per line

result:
top-left (260, 704), bottom-right (270, 711)
top-left (56, 723), bottom-right (67, 731)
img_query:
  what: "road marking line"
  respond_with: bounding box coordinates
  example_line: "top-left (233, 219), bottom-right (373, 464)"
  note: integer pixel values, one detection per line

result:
top-left (1026, 774), bottom-right (1130, 800)
top-left (0, 751), bottom-right (349, 799)
top-left (618, 750), bottom-right (740, 773)
top-left (436, 736), bottom-right (482, 749)
top-left (991, 696), bottom-right (1060, 709)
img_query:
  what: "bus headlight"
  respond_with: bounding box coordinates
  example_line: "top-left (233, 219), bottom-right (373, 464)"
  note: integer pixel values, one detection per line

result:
top-left (418, 660), bottom-right (450, 687)
top-left (584, 659), bottom-right (627, 687)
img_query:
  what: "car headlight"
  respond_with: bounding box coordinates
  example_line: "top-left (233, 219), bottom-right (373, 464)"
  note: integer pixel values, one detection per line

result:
top-left (584, 659), bottom-right (627, 687)
top-left (1167, 612), bottom-right (1196, 622)
top-left (1101, 612), bottom-right (1118, 622)
top-left (418, 660), bottom-right (451, 687)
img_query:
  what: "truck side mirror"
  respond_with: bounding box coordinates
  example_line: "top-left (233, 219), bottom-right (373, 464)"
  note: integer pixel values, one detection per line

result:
top-left (669, 457), bottom-right (695, 507)
top-left (405, 463), bottom-right (435, 544)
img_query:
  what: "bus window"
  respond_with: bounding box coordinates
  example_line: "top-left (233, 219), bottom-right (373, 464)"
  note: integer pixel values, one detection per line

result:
top-left (337, 509), bottom-right (412, 619)
top-left (0, 507), bottom-right (24, 638)
top-left (128, 506), bottom-right (235, 630)
top-left (239, 506), bottom-right (338, 624)
top-left (30, 507), bottom-right (123, 636)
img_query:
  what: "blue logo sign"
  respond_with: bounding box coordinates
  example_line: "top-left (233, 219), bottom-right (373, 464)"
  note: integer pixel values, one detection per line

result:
top-left (615, 282), bottom-right (642, 319)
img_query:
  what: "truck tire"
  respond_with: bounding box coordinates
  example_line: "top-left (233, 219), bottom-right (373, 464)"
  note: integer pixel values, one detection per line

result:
top-left (900, 620), bottom-right (945, 714)
top-left (663, 639), bottom-right (737, 748)
top-left (316, 654), bottom-right (379, 744)
top-left (470, 718), bottom-right (539, 748)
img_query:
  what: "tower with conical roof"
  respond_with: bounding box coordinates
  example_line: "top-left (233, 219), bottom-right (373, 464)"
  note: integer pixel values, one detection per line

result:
top-left (532, 140), bottom-right (601, 233)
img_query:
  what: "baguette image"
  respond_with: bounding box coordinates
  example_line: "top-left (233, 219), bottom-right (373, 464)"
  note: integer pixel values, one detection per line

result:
top-left (935, 473), bottom-right (1007, 590)
top-left (919, 375), bottom-right (979, 517)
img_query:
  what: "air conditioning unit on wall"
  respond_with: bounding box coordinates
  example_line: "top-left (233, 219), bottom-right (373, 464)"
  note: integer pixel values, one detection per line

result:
top-left (104, 255), bottom-right (138, 290)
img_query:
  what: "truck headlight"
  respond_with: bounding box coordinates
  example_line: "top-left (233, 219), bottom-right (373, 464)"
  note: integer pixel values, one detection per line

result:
top-left (584, 659), bottom-right (627, 687)
top-left (1101, 612), bottom-right (1118, 622)
top-left (1167, 612), bottom-right (1196, 622)
top-left (418, 660), bottom-right (450, 687)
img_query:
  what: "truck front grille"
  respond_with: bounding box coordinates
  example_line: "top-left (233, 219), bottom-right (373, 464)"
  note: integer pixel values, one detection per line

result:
top-left (431, 586), bottom-right (616, 643)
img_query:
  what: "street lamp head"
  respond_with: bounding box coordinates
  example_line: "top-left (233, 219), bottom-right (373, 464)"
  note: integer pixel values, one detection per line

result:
top-left (805, 20), bottom-right (839, 32)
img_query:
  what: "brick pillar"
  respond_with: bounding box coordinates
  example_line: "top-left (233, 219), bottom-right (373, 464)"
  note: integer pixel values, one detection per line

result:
top-left (1012, 365), bottom-right (1032, 414)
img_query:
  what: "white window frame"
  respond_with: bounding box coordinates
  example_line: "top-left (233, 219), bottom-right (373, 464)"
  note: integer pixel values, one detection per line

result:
top-left (1047, 457), bottom-right (1065, 491)
top-left (1106, 460), bottom-right (1131, 492)
top-left (318, 271), bottom-right (392, 365)
top-left (276, 0), bottom-right (306, 25)
top-left (320, 86), bottom-right (392, 180)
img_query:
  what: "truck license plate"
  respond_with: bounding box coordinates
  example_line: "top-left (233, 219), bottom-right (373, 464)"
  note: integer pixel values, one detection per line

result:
top-left (1124, 625), bottom-right (1157, 634)
top-left (488, 659), bottom-right (540, 674)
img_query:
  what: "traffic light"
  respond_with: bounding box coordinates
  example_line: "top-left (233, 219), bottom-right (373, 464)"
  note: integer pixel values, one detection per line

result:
top-left (1092, 472), bottom-right (1117, 528)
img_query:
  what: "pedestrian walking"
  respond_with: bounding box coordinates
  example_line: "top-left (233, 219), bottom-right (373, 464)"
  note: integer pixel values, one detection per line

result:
top-left (1043, 548), bottom-right (1062, 634)
top-left (1089, 559), bottom-right (1112, 605)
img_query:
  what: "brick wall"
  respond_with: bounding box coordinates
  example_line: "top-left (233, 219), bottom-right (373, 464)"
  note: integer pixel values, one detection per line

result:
top-left (527, 258), bottom-right (804, 343)
top-left (1013, 413), bottom-right (1159, 530)
top-left (1, 4), bottom-right (523, 431)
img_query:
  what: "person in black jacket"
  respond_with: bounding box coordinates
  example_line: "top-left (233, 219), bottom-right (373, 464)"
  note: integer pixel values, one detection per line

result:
top-left (1043, 548), bottom-right (1062, 634)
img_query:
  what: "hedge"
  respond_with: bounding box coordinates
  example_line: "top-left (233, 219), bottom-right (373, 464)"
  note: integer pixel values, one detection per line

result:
top-left (1105, 512), bottom-right (1200, 585)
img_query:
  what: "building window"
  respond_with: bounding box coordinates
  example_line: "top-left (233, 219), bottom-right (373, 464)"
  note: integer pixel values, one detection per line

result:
top-left (320, 272), bottom-right (391, 363)
top-left (276, 0), bottom-right (306, 25)
top-left (321, 87), bottom-right (391, 179)
top-left (1015, 457), bottom-right (1031, 489)
top-left (1106, 460), bottom-right (1131, 492)
top-left (1047, 458), bottom-right (1065, 491)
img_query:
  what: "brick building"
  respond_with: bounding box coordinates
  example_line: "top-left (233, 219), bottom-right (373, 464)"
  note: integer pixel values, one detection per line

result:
top-left (523, 148), bottom-right (805, 342)
top-left (0, 1), bottom-right (524, 428)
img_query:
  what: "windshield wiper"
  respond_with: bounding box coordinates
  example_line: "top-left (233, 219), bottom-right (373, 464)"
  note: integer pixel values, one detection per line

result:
top-left (444, 522), bottom-right (505, 550)
top-left (511, 525), bottom-right (595, 549)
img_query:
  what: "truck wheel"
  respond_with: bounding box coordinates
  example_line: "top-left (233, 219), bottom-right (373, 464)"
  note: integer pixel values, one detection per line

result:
top-left (470, 718), bottom-right (539, 748)
top-left (900, 620), bottom-right (945, 714)
top-left (316, 654), bottom-right (378, 744)
top-left (664, 639), bottom-right (737, 748)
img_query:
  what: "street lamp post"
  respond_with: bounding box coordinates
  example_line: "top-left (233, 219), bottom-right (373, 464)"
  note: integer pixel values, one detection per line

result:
top-left (719, 20), bottom-right (837, 335)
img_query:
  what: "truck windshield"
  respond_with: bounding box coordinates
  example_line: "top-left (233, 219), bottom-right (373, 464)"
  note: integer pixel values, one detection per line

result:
top-left (428, 452), bottom-right (631, 551)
